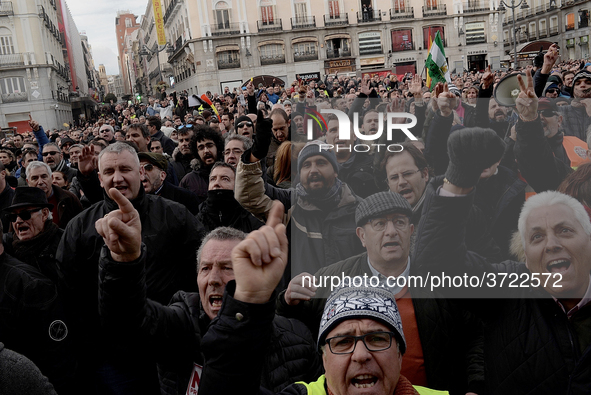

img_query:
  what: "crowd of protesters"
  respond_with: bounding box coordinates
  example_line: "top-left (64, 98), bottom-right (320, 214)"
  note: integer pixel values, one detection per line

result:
top-left (1, 42), bottom-right (591, 395)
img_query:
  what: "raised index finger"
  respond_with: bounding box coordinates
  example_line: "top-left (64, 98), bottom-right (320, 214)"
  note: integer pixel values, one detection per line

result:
top-left (266, 200), bottom-right (285, 229)
top-left (109, 188), bottom-right (135, 215)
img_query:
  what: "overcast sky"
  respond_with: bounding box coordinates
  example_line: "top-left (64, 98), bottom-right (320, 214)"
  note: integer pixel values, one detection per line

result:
top-left (68, 0), bottom-right (149, 75)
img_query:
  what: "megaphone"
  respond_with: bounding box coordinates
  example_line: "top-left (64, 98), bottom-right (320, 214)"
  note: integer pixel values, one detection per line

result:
top-left (493, 73), bottom-right (524, 107)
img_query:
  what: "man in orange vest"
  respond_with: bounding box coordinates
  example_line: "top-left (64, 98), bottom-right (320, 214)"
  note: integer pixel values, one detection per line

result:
top-left (513, 78), bottom-right (590, 194)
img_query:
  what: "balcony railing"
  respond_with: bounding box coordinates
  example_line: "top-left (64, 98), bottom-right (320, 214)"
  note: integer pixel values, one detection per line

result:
top-left (0, 2), bottom-right (14, 16)
top-left (257, 19), bottom-right (283, 32)
top-left (565, 24), bottom-right (575, 31)
top-left (528, 32), bottom-right (537, 40)
top-left (550, 26), bottom-right (559, 35)
top-left (163, 0), bottom-right (181, 25)
top-left (324, 13), bottom-right (349, 26)
top-left (466, 35), bottom-right (487, 45)
top-left (0, 53), bottom-right (24, 67)
top-left (211, 22), bottom-right (241, 36)
top-left (423, 4), bottom-right (447, 16)
top-left (357, 10), bottom-right (381, 23)
top-left (327, 48), bottom-right (352, 58)
top-left (218, 58), bottom-right (241, 69)
top-left (390, 7), bottom-right (414, 20)
top-left (517, 32), bottom-right (528, 42)
top-left (360, 47), bottom-right (384, 55)
top-left (391, 42), bottom-right (414, 52)
top-left (291, 16), bottom-right (316, 29)
top-left (538, 29), bottom-right (548, 38)
top-left (463, 2), bottom-right (489, 13)
top-left (535, 4), bottom-right (546, 13)
top-left (294, 52), bottom-right (318, 62)
top-left (1, 92), bottom-right (28, 103)
top-left (260, 54), bottom-right (286, 65)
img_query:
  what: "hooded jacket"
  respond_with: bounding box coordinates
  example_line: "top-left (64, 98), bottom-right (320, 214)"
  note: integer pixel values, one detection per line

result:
top-left (197, 189), bottom-right (264, 232)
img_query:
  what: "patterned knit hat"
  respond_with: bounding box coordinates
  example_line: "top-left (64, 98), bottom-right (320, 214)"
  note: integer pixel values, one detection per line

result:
top-left (318, 286), bottom-right (406, 354)
top-left (355, 191), bottom-right (412, 226)
top-left (572, 70), bottom-right (591, 91)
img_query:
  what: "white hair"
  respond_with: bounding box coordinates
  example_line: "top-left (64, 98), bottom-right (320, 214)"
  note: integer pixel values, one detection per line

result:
top-left (518, 190), bottom-right (591, 248)
top-left (26, 161), bottom-right (52, 178)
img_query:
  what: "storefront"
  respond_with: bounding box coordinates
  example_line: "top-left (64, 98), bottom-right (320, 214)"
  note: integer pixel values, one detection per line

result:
top-left (391, 55), bottom-right (417, 75)
top-left (467, 49), bottom-right (487, 72)
top-left (515, 40), bottom-right (554, 68)
top-left (324, 58), bottom-right (356, 75)
top-left (359, 55), bottom-right (385, 71)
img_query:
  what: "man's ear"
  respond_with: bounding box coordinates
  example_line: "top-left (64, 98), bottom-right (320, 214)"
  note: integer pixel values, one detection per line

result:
top-left (356, 226), bottom-right (366, 247)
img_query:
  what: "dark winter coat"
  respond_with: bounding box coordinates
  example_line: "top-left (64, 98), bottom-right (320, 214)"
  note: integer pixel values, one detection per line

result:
top-left (197, 189), bottom-right (264, 232)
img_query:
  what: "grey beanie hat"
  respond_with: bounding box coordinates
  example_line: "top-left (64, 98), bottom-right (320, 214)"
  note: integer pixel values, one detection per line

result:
top-left (355, 191), bottom-right (412, 226)
top-left (572, 70), bottom-right (591, 91)
top-left (318, 286), bottom-right (407, 354)
top-left (297, 140), bottom-right (339, 174)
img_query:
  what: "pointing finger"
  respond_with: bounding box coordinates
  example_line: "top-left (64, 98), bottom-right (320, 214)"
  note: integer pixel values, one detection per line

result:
top-left (266, 200), bottom-right (284, 229)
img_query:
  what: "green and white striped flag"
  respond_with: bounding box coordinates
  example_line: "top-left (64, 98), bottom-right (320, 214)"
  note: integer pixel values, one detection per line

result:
top-left (425, 31), bottom-right (450, 90)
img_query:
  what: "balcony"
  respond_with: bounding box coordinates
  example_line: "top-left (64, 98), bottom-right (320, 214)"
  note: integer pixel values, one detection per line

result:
top-left (49, 0), bottom-right (56, 10)
top-left (565, 24), bottom-right (575, 31)
top-left (357, 10), bottom-right (381, 23)
top-left (528, 32), bottom-right (537, 40)
top-left (1, 92), bottom-right (28, 103)
top-left (257, 19), bottom-right (283, 32)
top-left (0, 2), bottom-right (13, 16)
top-left (466, 35), bottom-right (487, 45)
top-left (0, 53), bottom-right (24, 68)
top-left (260, 54), bottom-right (286, 65)
top-left (390, 7), bottom-right (414, 20)
top-left (550, 26), bottom-right (559, 35)
top-left (211, 22), bottom-right (241, 36)
top-left (291, 16), bottom-right (316, 29)
top-left (517, 32), bottom-right (528, 42)
top-left (324, 13), bottom-right (349, 26)
top-left (463, 2), bottom-right (489, 13)
top-left (218, 58), bottom-right (241, 69)
top-left (163, 0), bottom-right (182, 26)
top-left (423, 4), bottom-right (447, 17)
top-left (294, 52), bottom-right (318, 62)
top-left (327, 48), bottom-right (352, 58)
top-left (535, 4), bottom-right (546, 14)
top-left (538, 28), bottom-right (548, 38)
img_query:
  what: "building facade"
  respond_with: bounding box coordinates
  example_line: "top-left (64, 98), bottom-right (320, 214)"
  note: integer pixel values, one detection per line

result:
top-left (115, 10), bottom-right (140, 96)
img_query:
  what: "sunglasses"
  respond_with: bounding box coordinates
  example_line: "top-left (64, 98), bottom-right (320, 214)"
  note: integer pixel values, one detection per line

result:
top-left (237, 122), bottom-right (253, 128)
top-left (177, 124), bottom-right (194, 130)
top-left (546, 89), bottom-right (559, 94)
top-left (42, 151), bottom-right (59, 156)
top-left (9, 208), bottom-right (42, 222)
top-left (142, 163), bottom-right (155, 171)
top-left (538, 109), bottom-right (557, 117)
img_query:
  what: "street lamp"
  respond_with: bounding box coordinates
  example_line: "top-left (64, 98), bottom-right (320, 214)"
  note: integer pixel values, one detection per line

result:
top-left (138, 43), bottom-right (174, 89)
top-left (497, 0), bottom-right (529, 68)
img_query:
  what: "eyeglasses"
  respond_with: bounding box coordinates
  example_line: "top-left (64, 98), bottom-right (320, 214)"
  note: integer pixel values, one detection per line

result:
top-left (177, 124), bottom-right (194, 130)
top-left (9, 208), bottom-right (42, 222)
top-left (224, 148), bottom-right (244, 156)
top-left (142, 163), bottom-right (155, 171)
top-left (42, 151), bottom-right (59, 156)
top-left (387, 169), bottom-right (421, 184)
top-left (237, 122), bottom-right (253, 129)
top-left (368, 215), bottom-right (410, 232)
top-left (197, 142), bottom-right (215, 151)
top-left (538, 110), bottom-right (557, 118)
top-left (325, 332), bottom-right (396, 355)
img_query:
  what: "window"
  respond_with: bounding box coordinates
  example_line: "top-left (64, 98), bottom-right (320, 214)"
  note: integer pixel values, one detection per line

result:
top-left (0, 77), bottom-right (26, 94)
top-left (425, 0), bottom-right (438, 10)
top-left (0, 34), bottom-right (14, 55)
top-left (465, 22), bottom-right (486, 45)
top-left (217, 50), bottom-right (240, 69)
top-left (329, 0), bottom-right (340, 16)
top-left (293, 41), bottom-right (318, 61)
top-left (215, 2), bottom-right (231, 29)
top-left (125, 18), bottom-right (132, 28)
top-left (261, 5), bottom-right (276, 24)
top-left (423, 26), bottom-right (444, 49)
top-left (260, 44), bottom-right (285, 64)
top-left (393, 0), bottom-right (406, 11)
top-left (358, 31), bottom-right (382, 55)
top-left (326, 37), bottom-right (351, 57)
top-left (294, 1), bottom-right (308, 20)
top-left (566, 12), bottom-right (575, 30)
top-left (391, 29), bottom-right (413, 52)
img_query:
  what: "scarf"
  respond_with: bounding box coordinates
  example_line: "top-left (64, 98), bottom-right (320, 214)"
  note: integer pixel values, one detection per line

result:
top-left (12, 219), bottom-right (61, 280)
top-left (295, 178), bottom-right (343, 209)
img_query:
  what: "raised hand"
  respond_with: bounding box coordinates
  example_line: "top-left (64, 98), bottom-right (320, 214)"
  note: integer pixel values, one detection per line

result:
top-left (232, 201), bottom-right (288, 304)
top-left (515, 72), bottom-right (538, 122)
top-left (28, 115), bottom-right (40, 132)
top-left (409, 74), bottom-right (423, 102)
top-left (437, 83), bottom-right (456, 117)
top-left (360, 76), bottom-right (372, 96)
top-left (246, 80), bottom-right (255, 96)
top-left (284, 272), bottom-right (317, 306)
top-left (95, 188), bottom-right (142, 262)
top-left (481, 65), bottom-right (494, 90)
top-left (78, 145), bottom-right (98, 176)
top-left (542, 44), bottom-right (560, 74)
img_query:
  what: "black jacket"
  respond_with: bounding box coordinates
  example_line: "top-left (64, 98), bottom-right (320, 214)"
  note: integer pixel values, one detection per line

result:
top-left (159, 181), bottom-right (201, 215)
top-left (337, 151), bottom-right (380, 198)
top-left (56, 188), bottom-right (204, 384)
top-left (179, 164), bottom-right (210, 204)
top-left (197, 189), bottom-right (264, 232)
top-left (98, 250), bottom-right (322, 395)
top-left (277, 252), bottom-right (485, 395)
top-left (414, 179), bottom-right (591, 394)
top-left (0, 252), bottom-right (76, 395)
top-left (152, 130), bottom-right (176, 156)
top-left (0, 182), bottom-right (15, 232)
top-left (50, 184), bottom-right (83, 229)
top-left (171, 151), bottom-right (194, 181)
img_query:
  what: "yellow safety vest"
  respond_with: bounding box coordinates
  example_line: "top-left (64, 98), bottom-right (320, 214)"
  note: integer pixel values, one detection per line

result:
top-left (297, 375), bottom-right (449, 395)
